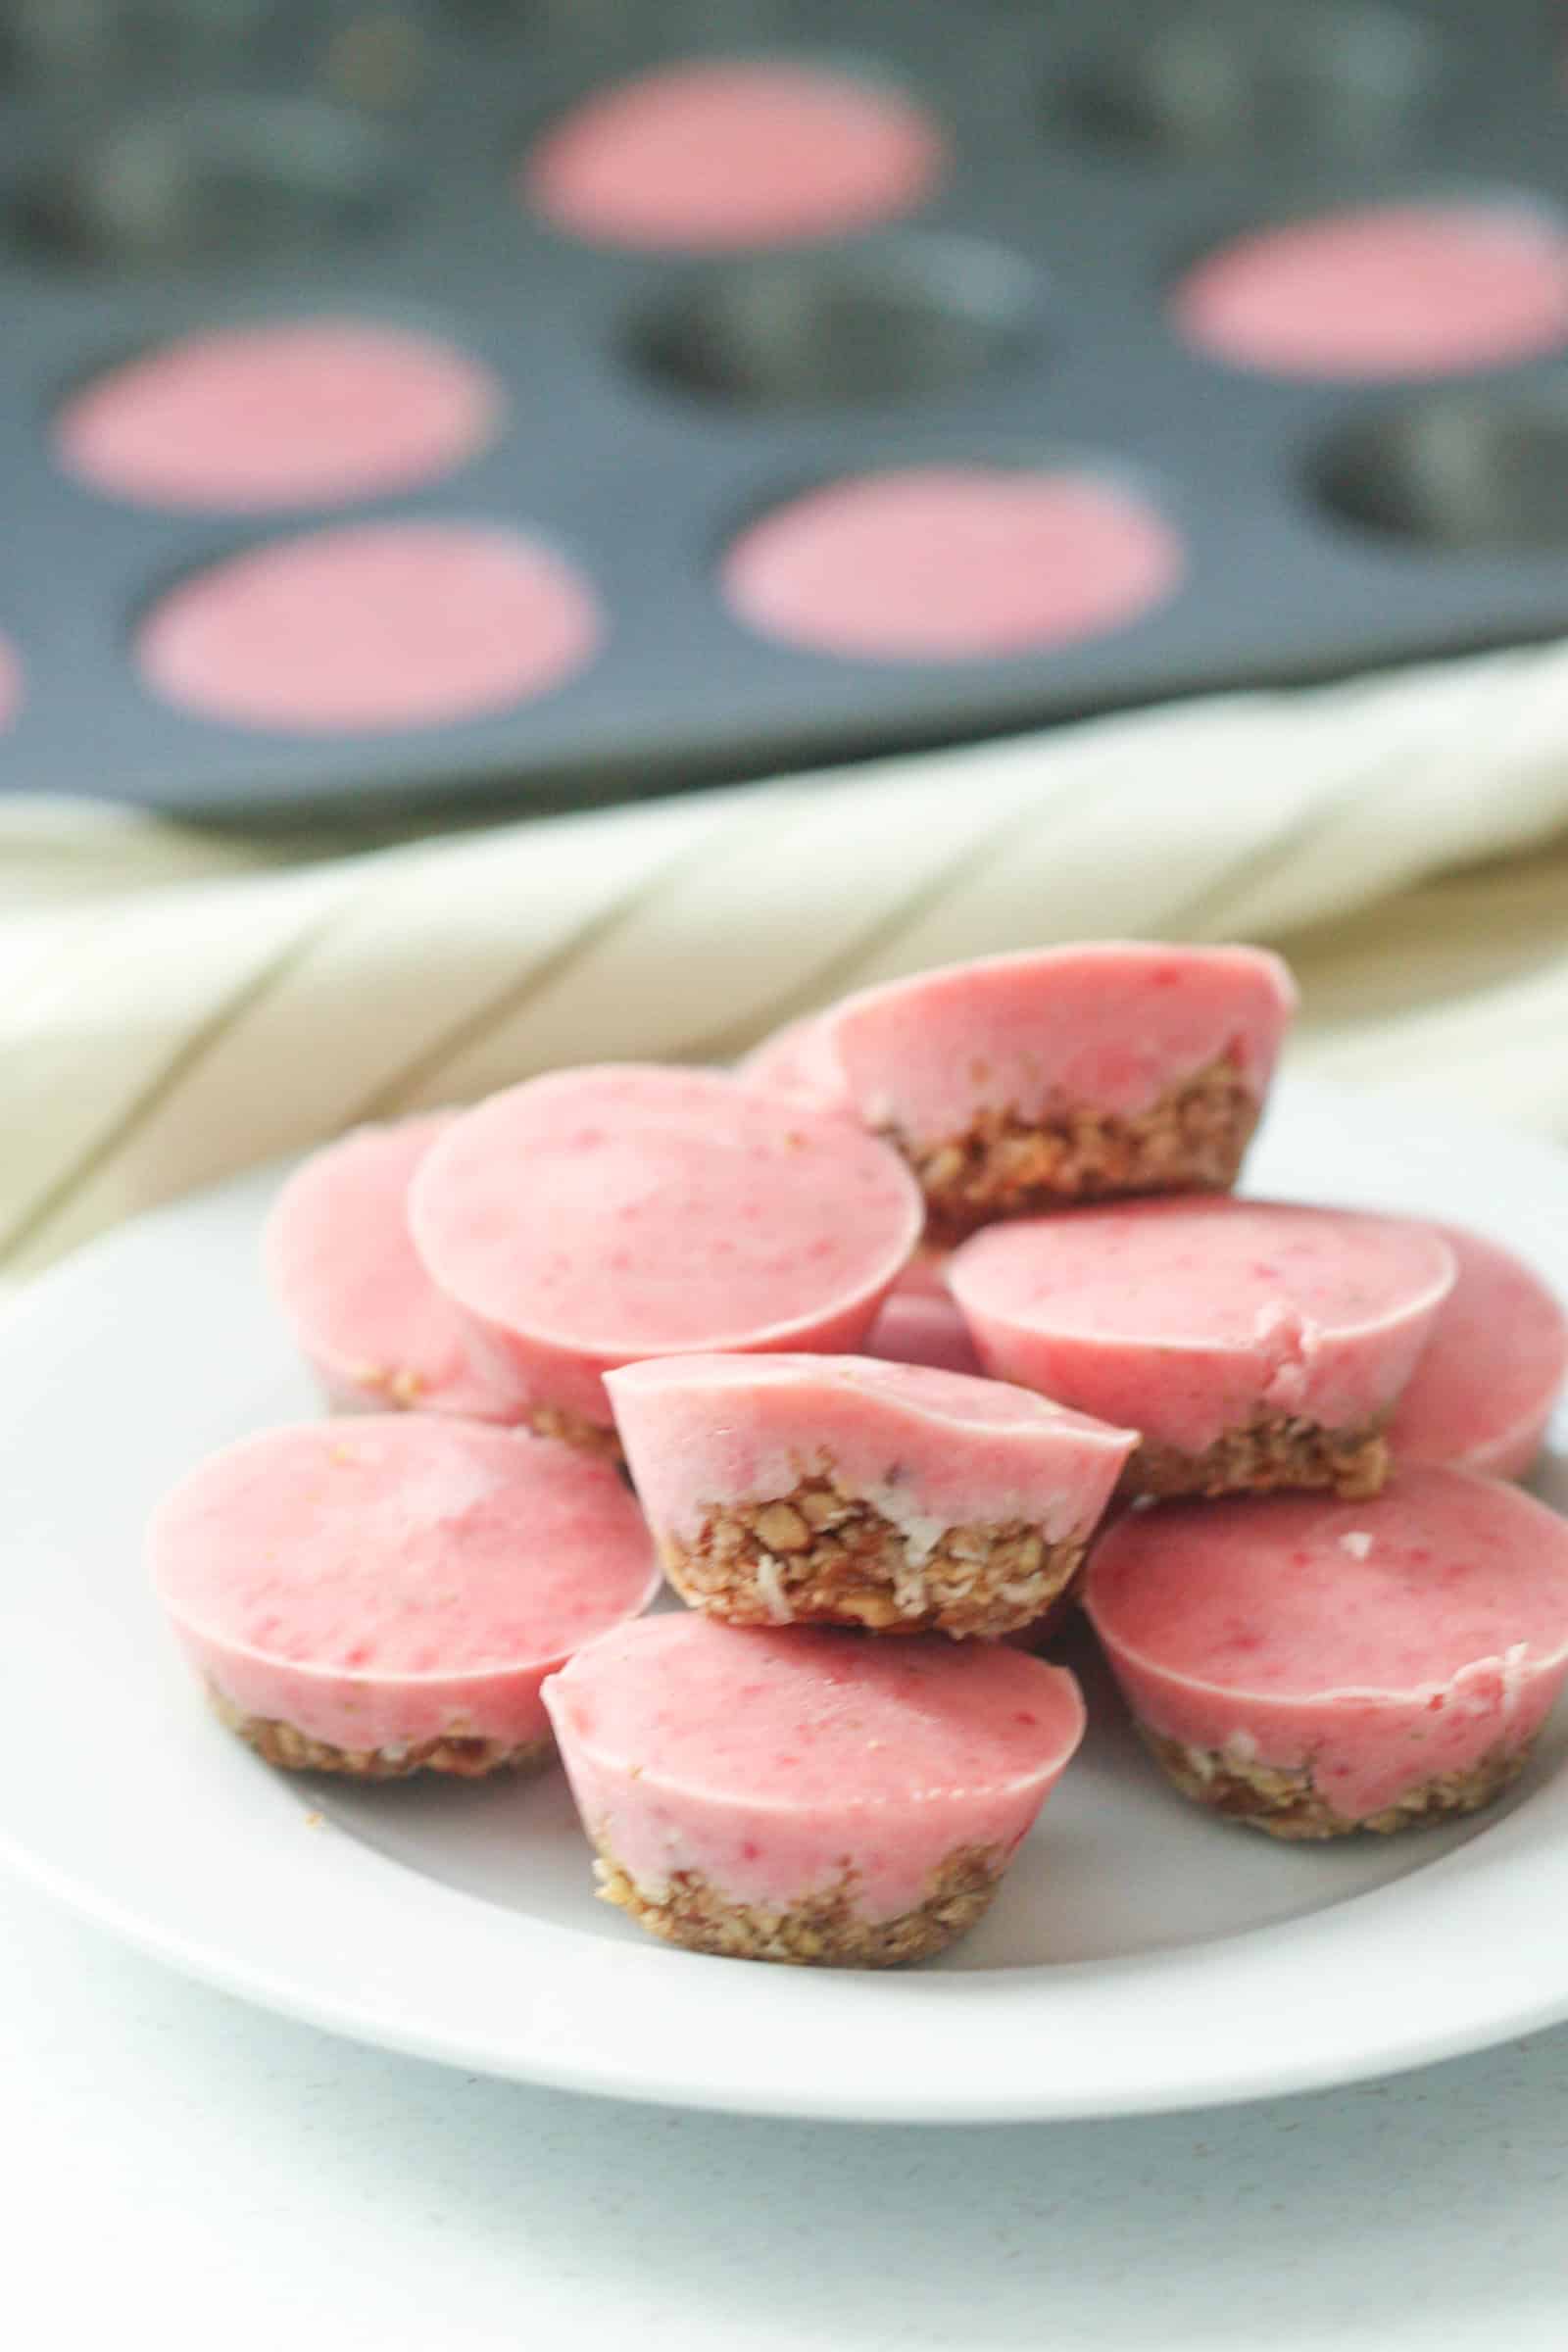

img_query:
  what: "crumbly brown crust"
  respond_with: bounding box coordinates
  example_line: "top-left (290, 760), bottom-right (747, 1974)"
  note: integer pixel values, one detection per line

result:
top-left (524, 1402), bottom-right (626, 1465)
top-left (326, 1375), bottom-right (626, 1466)
top-left (591, 1834), bottom-right (1006, 1965)
top-left (208, 1685), bottom-right (554, 1781)
top-left (1125, 1415), bottom-right (1389, 1502)
top-left (895, 1058), bottom-right (1258, 1244)
top-left (662, 1468), bottom-right (1085, 1639)
top-left (1142, 1727), bottom-right (1530, 1840)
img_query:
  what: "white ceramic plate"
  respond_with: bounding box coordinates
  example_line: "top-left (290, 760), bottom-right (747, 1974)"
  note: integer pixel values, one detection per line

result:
top-left (5, 1079), bottom-right (1568, 2124)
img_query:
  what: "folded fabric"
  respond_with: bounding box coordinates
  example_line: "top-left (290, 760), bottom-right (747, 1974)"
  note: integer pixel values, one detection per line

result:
top-left (6, 632), bottom-right (1568, 1289)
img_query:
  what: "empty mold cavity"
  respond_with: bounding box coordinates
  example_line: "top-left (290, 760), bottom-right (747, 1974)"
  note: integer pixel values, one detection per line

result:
top-left (520, 58), bottom-right (948, 250)
top-left (629, 240), bottom-right (1038, 412)
top-left (1061, 1), bottom-right (1439, 162)
top-left (721, 463), bottom-right (1183, 663)
top-left (1172, 199), bottom-right (1568, 380)
top-left (136, 520), bottom-right (602, 734)
top-left (1316, 386), bottom-right (1568, 550)
top-left (19, 96), bottom-right (404, 269)
top-left (0, 0), bottom-right (271, 79)
top-left (55, 318), bottom-right (502, 512)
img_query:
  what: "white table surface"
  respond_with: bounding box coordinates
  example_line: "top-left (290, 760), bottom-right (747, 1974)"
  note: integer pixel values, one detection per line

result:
top-left (5, 1868), bottom-right (1567, 2349)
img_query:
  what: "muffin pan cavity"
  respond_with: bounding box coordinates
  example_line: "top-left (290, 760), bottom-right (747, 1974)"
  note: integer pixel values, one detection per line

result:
top-left (1059, 1), bottom-right (1443, 164)
top-left (1316, 384), bottom-right (1568, 551)
top-left (627, 238), bottom-right (1041, 414)
top-left (18, 95), bottom-right (405, 270)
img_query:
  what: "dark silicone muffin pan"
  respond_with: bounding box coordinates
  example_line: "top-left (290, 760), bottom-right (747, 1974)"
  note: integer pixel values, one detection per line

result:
top-left (1, 0), bottom-right (1565, 817)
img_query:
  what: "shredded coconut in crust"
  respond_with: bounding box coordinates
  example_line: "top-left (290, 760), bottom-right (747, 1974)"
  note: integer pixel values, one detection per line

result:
top-left (208, 1684), bottom-right (555, 1781)
top-left (662, 1467), bottom-right (1086, 1639)
top-left (1142, 1726), bottom-right (1531, 1841)
top-left (891, 1058), bottom-right (1258, 1244)
top-left (1125, 1414), bottom-right (1389, 1502)
top-left (590, 1832), bottom-right (1006, 1966)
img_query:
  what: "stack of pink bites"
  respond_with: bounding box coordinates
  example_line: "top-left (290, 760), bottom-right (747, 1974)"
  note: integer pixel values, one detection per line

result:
top-left (152, 936), bottom-right (1568, 1968)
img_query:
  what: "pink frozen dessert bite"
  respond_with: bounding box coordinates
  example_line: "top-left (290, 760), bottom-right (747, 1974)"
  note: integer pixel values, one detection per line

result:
top-left (410, 1064), bottom-right (921, 1447)
top-left (543, 1612), bottom-right (1085, 1964)
top-left (950, 1199), bottom-right (1454, 1500)
top-left (607, 1353), bottom-right (1134, 1638)
top-left (865, 1284), bottom-right (983, 1377)
top-left (1085, 1466), bottom-right (1568, 1838)
top-left (1390, 1222), bottom-right (1567, 1481)
top-left (863, 1247), bottom-right (980, 1376)
top-left (264, 1114), bottom-right (511, 1421)
top-left (819, 943), bottom-right (1297, 1241)
top-left (151, 1417), bottom-right (659, 1779)
top-left (734, 1012), bottom-right (848, 1113)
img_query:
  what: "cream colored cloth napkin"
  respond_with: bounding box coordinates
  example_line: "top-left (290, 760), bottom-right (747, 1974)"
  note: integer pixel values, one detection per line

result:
top-left (8, 633), bottom-right (1568, 1290)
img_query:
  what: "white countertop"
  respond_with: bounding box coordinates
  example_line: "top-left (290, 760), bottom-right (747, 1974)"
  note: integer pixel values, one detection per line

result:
top-left (5, 1869), bottom-right (1566, 2350)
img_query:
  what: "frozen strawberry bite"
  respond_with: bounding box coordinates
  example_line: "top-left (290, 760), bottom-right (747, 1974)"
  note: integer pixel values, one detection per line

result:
top-left (264, 1114), bottom-right (510, 1421)
top-left (1390, 1223), bottom-right (1567, 1481)
top-left (410, 1064), bottom-right (921, 1446)
top-left (734, 1012), bottom-right (847, 1112)
top-left (608, 1353), bottom-right (1134, 1638)
top-left (865, 1285), bottom-right (983, 1377)
top-left (820, 943), bottom-right (1296, 1241)
top-left (1086, 1466), bottom-right (1568, 1838)
top-left (863, 1247), bottom-right (978, 1374)
top-left (544, 1613), bottom-right (1085, 1964)
top-left (951, 1199), bottom-right (1454, 1500)
top-left (150, 1417), bottom-right (659, 1779)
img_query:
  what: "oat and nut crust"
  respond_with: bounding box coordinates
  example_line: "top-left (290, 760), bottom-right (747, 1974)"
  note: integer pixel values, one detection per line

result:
top-left (896, 1059), bottom-right (1258, 1244)
top-left (525, 1402), bottom-right (625, 1464)
top-left (663, 1466), bottom-right (1085, 1638)
top-left (1126, 1416), bottom-right (1389, 1502)
top-left (330, 1375), bottom-right (625, 1464)
top-left (592, 1834), bottom-right (1006, 1965)
top-left (209, 1684), bottom-right (554, 1781)
top-left (1143, 1727), bottom-right (1530, 1840)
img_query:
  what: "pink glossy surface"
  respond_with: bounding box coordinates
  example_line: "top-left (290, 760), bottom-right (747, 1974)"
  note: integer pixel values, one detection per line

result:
top-left (410, 1065), bottom-right (922, 1426)
top-left (722, 467), bottom-right (1183, 662)
top-left (151, 1417), bottom-right (660, 1752)
top-left (1086, 1467), bottom-right (1568, 1819)
top-left (544, 1613), bottom-right (1085, 1917)
top-left (826, 943), bottom-right (1296, 1135)
top-left (56, 319), bottom-right (501, 512)
top-left (522, 61), bottom-right (946, 250)
top-left (1391, 1223), bottom-right (1568, 1480)
top-left (137, 520), bottom-right (600, 733)
top-left (865, 1289), bottom-right (983, 1377)
top-left (1174, 202), bottom-right (1568, 379)
top-left (264, 1115), bottom-right (509, 1421)
top-left (734, 1013), bottom-right (848, 1112)
top-left (607, 1352), bottom-right (1134, 1552)
top-left (950, 1200), bottom-right (1455, 1454)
